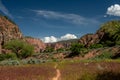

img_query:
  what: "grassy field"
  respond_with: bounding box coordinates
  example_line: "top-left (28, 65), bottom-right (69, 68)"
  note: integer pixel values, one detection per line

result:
top-left (0, 59), bottom-right (120, 80)
top-left (57, 59), bottom-right (120, 80)
top-left (0, 63), bottom-right (56, 80)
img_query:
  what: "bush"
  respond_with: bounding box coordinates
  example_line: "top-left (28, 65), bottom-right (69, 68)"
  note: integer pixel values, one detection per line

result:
top-left (80, 48), bottom-right (89, 57)
top-left (44, 46), bottom-right (54, 53)
top-left (89, 44), bottom-right (103, 49)
top-left (105, 40), bottom-right (115, 47)
top-left (20, 42), bottom-right (34, 58)
top-left (115, 41), bottom-right (120, 45)
top-left (56, 48), bottom-right (64, 53)
top-left (69, 43), bottom-right (85, 57)
top-left (0, 60), bottom-right (20, 66)
top-left (91, 51), bottom-right (113, 60)
top-left (21, 58), bottom-right (45, 64)
top-left (0, 53), bottom-right (17, 61)
top-left (4, 39), bottom-right (34, 59)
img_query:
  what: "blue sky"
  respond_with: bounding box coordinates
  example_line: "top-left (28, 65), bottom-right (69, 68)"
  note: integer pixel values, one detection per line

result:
top-left (0, 0), bottom-right (120, 43)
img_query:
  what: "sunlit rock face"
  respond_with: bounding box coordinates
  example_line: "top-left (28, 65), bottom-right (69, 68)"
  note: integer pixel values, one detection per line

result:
top-left (0, 15), bottom-right (23, 53)
top-left (25, 38), bottom-right (46, 53)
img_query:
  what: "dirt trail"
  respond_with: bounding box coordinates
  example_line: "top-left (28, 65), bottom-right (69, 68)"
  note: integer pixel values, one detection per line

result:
top-left (52, 64), bottom-right (61, 80)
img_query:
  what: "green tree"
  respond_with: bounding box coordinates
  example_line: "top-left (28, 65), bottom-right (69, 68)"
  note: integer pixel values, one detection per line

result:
top-left (113, 25), bottom-right (120, 45)
top-left (4, 39), bottom-right (34, 58)
top-left (70, 43), bottom-right (85, 56)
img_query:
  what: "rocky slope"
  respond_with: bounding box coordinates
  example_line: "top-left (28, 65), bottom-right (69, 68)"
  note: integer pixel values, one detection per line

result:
top-left (46, 39), bottom-right (79, 50)
top-left (25, 37), bottom-right (46, 53)
top-left (0, 15), bottom-right (47, 54)
top-left (0, 15), bottom-right (23, 53)
top-left (0, 14), bottom-right (48, 54)
top-left (79, 20), bottom-right (120, 47)
top-left (79, 32), bottom-right (104, 47)
top-left (80, 46), bottom-right (120, 60)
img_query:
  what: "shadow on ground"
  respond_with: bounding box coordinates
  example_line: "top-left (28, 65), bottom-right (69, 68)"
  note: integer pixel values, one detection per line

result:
top-left (79, 71), bottom-right (120, 80)
top-left (96, 71), bottom-right (120, 80)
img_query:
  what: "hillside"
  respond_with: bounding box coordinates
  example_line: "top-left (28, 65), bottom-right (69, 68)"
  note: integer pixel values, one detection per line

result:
top-left (69, 20), bottom-right (120, 59)
top-left (0, 15), bottom-right (23, 53)
top-left (0, 13), bottom-right (120, 61)
top-left (79, 20), bottom-right (120, 47)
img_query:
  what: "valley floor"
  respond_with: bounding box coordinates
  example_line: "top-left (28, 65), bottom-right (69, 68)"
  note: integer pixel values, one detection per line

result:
top-left (0, 60), bottom-right (120, 80)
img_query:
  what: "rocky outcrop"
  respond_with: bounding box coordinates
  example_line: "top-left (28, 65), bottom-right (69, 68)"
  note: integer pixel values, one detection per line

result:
top-left (79, 30), bottom-right (105, 47)
top-left (46, 43), bottom-right (65, 50)
top-left (79, 20), bottom-right (120, 47)
top-left (0, 16), bottom-right (23, 53)
top-left (54, 43), bottom-right (65, 50)
top-left (81, 46), bottom-right (120, 60)
top-left (25, 38), bottom-right (46, 53)
top-left (0, 15), bottom-right (47, 54)
top-left (46, 39), bottom-right (79, 50)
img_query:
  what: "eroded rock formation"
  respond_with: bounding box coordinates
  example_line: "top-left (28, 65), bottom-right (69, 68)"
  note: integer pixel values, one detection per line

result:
top-left (0, 16), bottom-right (23, 53)
top-left (25, 38), bottom-right (46, 53)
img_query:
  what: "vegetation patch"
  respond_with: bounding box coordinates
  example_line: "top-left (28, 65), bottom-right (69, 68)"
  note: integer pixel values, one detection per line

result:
top-left (4, 39), bottom-right (34, 59)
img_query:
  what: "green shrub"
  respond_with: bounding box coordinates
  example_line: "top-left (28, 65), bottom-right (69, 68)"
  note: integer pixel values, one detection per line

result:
top-left (80, 48), bottom-right (89, 57)
top-left (91, 51), bottom-right (113, 60)
top-left (56, 48), bottom-right (64, 53)
top-left (0, 60), bottom-right (20, 66)
top-left (21, 58), bottom-right (46, 64)
top-left (69, 43), bottom-right (85, 57)
top-left (20, 42), bottom-right (34, 58)
top-left (115, 41), bottom-right (120, 45)
top-left (104, 40), bottom-right (115, 47)
top-left (44, 46), bottom-right (54, 53)
top-left (4, 39), bottom-right (34, 59)
top-left (89, 44), bottom-right (103, 49)
top-left (0, 53), bottom-right (17, 61)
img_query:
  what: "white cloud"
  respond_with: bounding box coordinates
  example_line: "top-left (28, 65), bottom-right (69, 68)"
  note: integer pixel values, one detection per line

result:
top-left (107, 4), bottom-right (120, 17)
top-left (43, 36), bottom-right (57, 43)
top-left (0, 0), bottom-right (12, 18)
top-left (32, 10), bottom-right (99, 25)
top-left (42, 33), bottom-right (77, 43)
top-left (60, 33), bottom-right (77, 40)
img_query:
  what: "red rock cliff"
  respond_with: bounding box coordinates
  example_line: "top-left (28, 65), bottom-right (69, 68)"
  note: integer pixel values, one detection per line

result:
top-left (25, 38), bottom-right (46, 53)
top-left (0, 16), bottom-right (23, 53)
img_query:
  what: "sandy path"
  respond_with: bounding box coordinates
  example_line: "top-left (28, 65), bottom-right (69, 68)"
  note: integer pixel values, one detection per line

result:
top-left (52, 64), bottom-right (61, 80)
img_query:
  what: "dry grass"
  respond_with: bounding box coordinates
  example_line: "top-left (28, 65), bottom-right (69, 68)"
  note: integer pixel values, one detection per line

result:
top-left (0, 63), bottom-right (56, 80)
top-left (0, 60), bottom-right (120, 80)
top-left (58, 60), bottom-right (120, 80)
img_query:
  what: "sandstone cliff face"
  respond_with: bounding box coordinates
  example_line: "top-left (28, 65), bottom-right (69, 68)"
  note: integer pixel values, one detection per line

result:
top-left (46, 43), bottom-right (65, 50)
top-left (79, 20), bottom-right (120, 47)
top-left (25, 38), bottom-right (46, 53)
top-left (0, 16), bottom-right (23, 42)
top-left (0, 16), bottom-right (23, 53)
top-left (79, 30), bottom-right (105, 47)
top-left (0, 15), bottom-right (47, 53)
